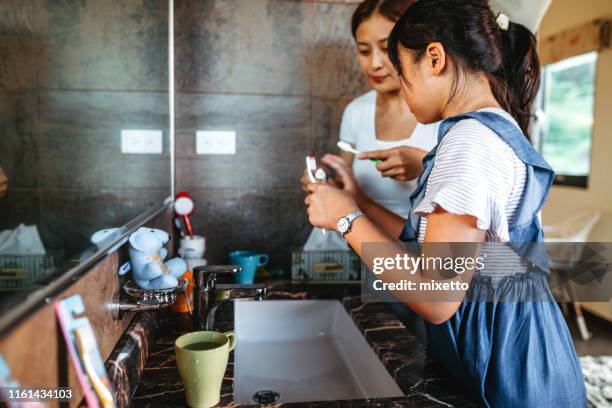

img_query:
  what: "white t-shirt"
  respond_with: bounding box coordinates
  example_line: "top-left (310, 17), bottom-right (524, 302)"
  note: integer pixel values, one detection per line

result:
top-left (340, 91), bottom-right (438, 219)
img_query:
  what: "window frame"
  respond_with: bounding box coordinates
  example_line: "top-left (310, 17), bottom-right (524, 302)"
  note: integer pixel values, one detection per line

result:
top-left (535, 51), bottom-right (598, 189)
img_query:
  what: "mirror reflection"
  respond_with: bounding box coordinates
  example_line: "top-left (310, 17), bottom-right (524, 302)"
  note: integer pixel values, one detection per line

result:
top-left (0, 1), bottom-right (170, 310)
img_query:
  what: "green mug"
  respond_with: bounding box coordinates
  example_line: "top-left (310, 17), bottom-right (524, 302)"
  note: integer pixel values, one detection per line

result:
top-left (175, 331), bottom-right (236, 408)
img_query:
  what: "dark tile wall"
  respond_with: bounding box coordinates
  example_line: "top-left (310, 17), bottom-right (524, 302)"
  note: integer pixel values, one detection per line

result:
top-left (174, 0), bottom-right (368, 270)
top-left (0, 0), bottom-right (170, 258)
top-left (0, 0), bottom-right (39, 232)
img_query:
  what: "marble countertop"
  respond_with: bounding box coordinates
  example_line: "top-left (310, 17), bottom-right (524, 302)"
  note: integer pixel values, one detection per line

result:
top-left (119, 282), bottom-right (478, 407)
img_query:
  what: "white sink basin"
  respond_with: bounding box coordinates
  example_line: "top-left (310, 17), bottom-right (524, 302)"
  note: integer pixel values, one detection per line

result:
top-left (234, 300), bottom-right (404, 404)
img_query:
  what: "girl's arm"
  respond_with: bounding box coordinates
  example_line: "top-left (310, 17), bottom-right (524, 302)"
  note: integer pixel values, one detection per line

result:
top-left (355, 191), bottom-right (407, 240)
top-left (305, 184), bottom-right (485, 324)
top-left (322, 154), bottom-right (406, 239)
top-left (345, 207), bottom-right (484, 324)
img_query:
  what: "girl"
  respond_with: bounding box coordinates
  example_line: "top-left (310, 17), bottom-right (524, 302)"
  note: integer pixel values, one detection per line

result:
top-left (304, 0), bottom-right (587, 406)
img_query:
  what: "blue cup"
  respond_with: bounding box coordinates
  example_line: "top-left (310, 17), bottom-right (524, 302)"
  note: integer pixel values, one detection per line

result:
top-left (229, 251), bottom-right (269, 284)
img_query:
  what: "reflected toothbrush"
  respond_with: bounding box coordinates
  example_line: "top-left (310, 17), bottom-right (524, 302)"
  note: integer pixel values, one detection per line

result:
top-left (175, 192), bottom-right (195, 239)
top-left (337, 141), bottom-right (381, 163)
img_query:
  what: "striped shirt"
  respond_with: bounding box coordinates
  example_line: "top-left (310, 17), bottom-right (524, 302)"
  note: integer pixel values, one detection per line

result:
top-left (414, 108), bottom-right (529, 279)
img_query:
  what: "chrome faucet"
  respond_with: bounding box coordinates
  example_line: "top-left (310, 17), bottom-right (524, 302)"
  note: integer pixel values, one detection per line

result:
top-left (193, 265), bottom-right (266, 331)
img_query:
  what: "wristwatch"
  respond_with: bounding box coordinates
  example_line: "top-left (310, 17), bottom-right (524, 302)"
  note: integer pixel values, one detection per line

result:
top-left (337, 210), bottom-right (364, 238)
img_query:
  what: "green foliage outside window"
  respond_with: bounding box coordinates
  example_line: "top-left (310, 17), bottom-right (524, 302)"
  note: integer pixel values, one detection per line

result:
top-left (541, 52), bottom-right (597, 180)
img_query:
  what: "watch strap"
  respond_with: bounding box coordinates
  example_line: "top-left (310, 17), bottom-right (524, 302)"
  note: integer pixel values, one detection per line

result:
top-left (341, 209), bottom-right (364, 237)
top-left (345, 209), bottom-right (364, 224)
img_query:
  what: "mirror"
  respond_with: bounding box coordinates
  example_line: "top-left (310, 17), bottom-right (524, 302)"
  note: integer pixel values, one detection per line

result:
top-left (0, 1), bottom-right (171, 315)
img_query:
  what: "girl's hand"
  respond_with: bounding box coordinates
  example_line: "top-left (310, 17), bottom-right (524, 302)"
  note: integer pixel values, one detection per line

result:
top-left (321, 154), bottom-right (363, 199)
top-left (358, 146), bottom-right (427, 181)
top-left (300, 169), bottom-right (335, 193)
top-left (304, 184), bottom-right (358, 230)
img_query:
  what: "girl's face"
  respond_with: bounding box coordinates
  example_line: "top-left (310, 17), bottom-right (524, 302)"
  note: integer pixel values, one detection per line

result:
top-left (355, 13), bottom-right (401, 93)
top-left (396, 44), bottom-right (449, 124)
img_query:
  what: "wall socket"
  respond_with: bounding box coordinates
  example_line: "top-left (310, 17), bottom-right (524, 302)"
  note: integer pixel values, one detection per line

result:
top-left (196, 130), bottom-right (236, 155)
top-left (121, 129), bottom-right (163, 154)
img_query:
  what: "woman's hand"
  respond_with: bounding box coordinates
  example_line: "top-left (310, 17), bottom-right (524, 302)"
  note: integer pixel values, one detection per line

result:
top-left (0, 167), bottom-right (8, 198)
top-left (304, 184), bottom-right (358, 230)
top-left (358, 146), bottom-right (427, 181)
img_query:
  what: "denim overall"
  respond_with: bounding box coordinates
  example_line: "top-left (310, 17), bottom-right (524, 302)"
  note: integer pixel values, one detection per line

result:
top-left (399, 111), bottom-right (587, 407)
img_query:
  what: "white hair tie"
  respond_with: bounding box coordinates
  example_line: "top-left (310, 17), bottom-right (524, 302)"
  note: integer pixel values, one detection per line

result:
top-left (496, 13), bottom-right (510, 31)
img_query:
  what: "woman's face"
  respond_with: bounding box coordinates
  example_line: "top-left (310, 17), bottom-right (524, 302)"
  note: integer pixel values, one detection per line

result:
top-left (355, 13), bottom-right (401, 93)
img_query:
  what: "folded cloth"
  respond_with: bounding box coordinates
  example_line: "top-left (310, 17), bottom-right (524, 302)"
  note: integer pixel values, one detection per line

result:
top-left (0, 224), bottom-right (46, 255)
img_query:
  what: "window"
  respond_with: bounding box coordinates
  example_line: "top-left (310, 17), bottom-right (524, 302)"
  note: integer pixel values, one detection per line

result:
top-left (536, 52), bottom-right (598, 188)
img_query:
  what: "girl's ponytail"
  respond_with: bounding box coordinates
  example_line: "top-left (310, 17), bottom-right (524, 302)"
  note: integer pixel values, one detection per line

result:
top-left (388, 0), bottom-right (542, 139)
top-left (492, 20), bottom-right (541, 138)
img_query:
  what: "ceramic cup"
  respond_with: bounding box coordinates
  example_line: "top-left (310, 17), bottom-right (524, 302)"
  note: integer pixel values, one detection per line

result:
top-left (229, 250), bottom-right (269, 284)
top-left (175, 331), bottom-right (236, 408)
top-left (179, 235), bottom-right (206, 259)
top-left (185, 258), bottom-right (207, 272)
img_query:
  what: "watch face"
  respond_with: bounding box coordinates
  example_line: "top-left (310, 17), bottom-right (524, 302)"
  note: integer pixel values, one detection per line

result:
top-left (337, 217), bottom-right (349, 233)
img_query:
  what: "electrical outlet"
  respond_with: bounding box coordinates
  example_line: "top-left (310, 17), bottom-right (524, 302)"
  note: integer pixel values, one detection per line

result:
top-left (196, 130), bottom-right (236, 155)
top-left (121, 129), bottom-right (163, 154)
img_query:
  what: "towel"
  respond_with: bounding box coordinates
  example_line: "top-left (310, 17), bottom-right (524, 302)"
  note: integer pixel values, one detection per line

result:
top-left (0, 224), bottom-right (46, 255)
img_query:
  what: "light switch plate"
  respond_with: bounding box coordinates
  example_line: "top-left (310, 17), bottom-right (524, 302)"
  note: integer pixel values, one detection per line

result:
top-left (121, 129), bottom-right (163, 154)
top-left (196, 130), bottom-right (236, 155)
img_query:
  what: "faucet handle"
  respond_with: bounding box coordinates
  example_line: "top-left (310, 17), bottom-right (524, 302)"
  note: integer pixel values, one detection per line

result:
top-left (215, 283), bottom-right (266, 291)
top-left (193, 265), bottom-right (241, 274)
top-left (215, 283), bottom-right (267, 300)
top-left (193, 265), bottom-right (242, 290)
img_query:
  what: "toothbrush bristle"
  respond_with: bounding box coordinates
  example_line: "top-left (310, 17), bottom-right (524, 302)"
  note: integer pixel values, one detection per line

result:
top-left (337, 141), bottom-right (355, 154)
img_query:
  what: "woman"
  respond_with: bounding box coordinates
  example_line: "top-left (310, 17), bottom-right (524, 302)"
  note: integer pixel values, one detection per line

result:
top-left (304, 0), bottom-right (587, 406)
top-left (303, 0), bottom-right (434, 339)
top-left (327, 0), bottom-right (437, 219)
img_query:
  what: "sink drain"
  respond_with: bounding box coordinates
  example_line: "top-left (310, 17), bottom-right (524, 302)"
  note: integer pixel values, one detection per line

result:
top-left (253, 390), bottom-right (280, 404)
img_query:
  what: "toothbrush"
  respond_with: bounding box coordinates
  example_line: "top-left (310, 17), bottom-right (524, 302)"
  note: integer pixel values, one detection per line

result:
top-left (305, 156), bottom-right (327, 235)
top-left (74, 326), bottom-right (115, 408)
top-left (305, 156), bottom-right (317, 183)
top-left (337, 141), bottom-right (381, 163)
top-left (307, 157), bottom-right (328, 183)
top-left (174, 217), bottom-right (186, 239)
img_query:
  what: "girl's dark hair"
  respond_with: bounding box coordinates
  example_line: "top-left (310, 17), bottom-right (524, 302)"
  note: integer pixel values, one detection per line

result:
top-left (387, 0), bottom-right (540, 138)
top-left (351, 0), bottom-right (416, 39)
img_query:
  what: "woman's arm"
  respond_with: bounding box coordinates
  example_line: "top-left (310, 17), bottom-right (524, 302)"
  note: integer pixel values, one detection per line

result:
top-left (338, 150), bottom-right (354, 167)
